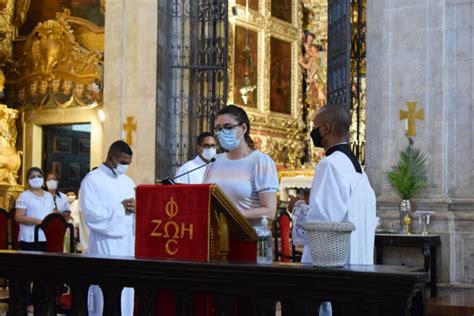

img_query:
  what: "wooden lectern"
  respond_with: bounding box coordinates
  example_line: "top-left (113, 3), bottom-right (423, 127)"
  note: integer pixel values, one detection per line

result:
top-left (135, 184), bottom-right (258, 315)
top-left (135, 184), bottom-right (257, 262)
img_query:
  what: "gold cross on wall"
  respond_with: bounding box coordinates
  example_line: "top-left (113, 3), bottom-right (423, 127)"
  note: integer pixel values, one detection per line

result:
top-left (123, 116), bottom-right (137, 145)
top-left (400, 102), bottom-right (424, 137)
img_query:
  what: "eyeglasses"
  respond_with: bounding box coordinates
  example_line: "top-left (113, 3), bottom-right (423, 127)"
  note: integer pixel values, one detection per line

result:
top-left (213, 123), bottom-right (242, 135)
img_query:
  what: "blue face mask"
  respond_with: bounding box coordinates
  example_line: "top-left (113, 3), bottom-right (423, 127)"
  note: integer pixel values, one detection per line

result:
top-left (114, 163), bottom-right (129, 176)
top-left (112, 157), bottom-right (129, 176)
top-left (218, 128), bottom-right (241, 151)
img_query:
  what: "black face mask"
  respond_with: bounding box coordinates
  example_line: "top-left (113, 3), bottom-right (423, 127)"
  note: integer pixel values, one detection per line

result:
top-left (310, 125), bottom-right (326, 148)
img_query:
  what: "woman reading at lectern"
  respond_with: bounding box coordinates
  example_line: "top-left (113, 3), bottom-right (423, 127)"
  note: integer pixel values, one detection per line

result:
top-left (203, 104), bottom-right (279, 226)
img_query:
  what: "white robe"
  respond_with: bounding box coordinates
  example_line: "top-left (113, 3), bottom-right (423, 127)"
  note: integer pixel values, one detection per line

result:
top-left (73, 197), bottom-right (90, 254)
top-left (79, 164), bottom-right (136, 316)
top-left (175, 155), bottom-right (206, 184)
top-left (301, 151), bottom-right (377, 316)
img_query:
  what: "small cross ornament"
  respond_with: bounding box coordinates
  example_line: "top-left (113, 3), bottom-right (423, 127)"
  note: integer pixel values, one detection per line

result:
top-left (123, 116), bottom-right (137, 146)
top-left (400, 102), bottom-right (424, 137)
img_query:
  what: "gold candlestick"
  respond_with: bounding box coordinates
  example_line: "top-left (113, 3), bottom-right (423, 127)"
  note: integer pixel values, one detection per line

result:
top-left (403, 213), bottom-right (412, 235)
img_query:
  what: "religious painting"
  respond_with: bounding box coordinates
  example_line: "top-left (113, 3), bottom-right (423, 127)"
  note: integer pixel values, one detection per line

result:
top-left (234, 25), bottom-right (258, 108)
top-left (19, 0), bottom-right (104, 36)
top-left (270, 37), bottom-right (292, 115)
top-left (68, 162), bottom-right (81, 180)
top-left (236, 0), bottom-right (259, 12)
top-left (272, 0), bottom-right (292, 24)
top-left (53, 136), bottom-right (72, 154)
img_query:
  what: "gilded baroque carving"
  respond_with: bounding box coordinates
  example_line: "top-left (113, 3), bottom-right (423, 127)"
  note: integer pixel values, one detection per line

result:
top-left (0, 104), bottom-right (21, 185)
top-left (6, 9), bottom-right (103, 109)
top-left (301, 0), bottom-right (327, 41)
top-left (13, 0), bottom-right (29, 27)
top-left (67, 16), bottom-right (105, 52)
top-left (227, 22), bottom-right (234, 103)
top-left (232, 5), bottom-right (265, 26)
top-left (229, 0), bottom-right (305, 168)
top-left (268, 19), bottom-right (299, 38)
top-left (0, 184), bottom-right (22, 210)
top-left (0, 0), bottom-right (15, 66)
top-left (0, 0), bottom-right (24, 207)
top-left (100, 0), bottom-right (106, 14)
top-left (259, 137), bottom-right (288, 164)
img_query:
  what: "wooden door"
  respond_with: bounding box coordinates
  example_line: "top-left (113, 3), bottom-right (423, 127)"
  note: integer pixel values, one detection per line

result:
top-left (43, 125), bottom-right (91, 192)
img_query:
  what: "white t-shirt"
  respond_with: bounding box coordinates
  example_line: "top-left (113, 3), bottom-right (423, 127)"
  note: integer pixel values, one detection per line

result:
top-left (175, 155), bottom-right (207, 184)
top-left (53, 191), bottom-right (71, 213)
top-left (203, 150), bottom-right (279, 223)
top-left (16, 190), bottom-right (55, 242)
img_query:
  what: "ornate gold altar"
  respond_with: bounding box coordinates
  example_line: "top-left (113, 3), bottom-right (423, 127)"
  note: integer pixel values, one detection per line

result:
top-left (0, 0), bottom-right (23, 209)
top-left (0, 2), bottom-right (105, 207)
top-left (0, 101), bottom-right (22, 210)
top-left (228, 0), bottom-right (334, 173)
top-left (6, 9), bottom-right (103, 109)
top-left (228, 0), bottom-right (307, 170)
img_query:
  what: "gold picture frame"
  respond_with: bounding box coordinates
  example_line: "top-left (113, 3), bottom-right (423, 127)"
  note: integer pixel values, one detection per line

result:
top-left (236, 0), bottom-right (259, 12)
top-left (228, 0), bottom-right (305, 168)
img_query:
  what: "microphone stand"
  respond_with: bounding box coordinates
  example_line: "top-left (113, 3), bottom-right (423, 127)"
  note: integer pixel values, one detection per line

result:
top-left (160, 157), bottom-right (216, 185)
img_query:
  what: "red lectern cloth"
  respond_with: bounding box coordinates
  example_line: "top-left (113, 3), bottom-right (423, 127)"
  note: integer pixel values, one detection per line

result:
top-left (135, 184), bottom-right (212, 261)
top-left (279, 214), bottom-right (291, 262)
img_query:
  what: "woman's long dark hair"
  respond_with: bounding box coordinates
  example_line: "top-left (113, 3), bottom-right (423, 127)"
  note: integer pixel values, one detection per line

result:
top-left (216, 104), bottom-right (255, 149)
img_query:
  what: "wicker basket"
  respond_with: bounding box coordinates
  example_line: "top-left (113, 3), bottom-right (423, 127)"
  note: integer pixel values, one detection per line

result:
top-left (302, 221), bottom-right (356, 267)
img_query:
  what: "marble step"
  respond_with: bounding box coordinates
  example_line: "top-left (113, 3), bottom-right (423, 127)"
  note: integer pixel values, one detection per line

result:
top-left (426, 289), bottom-right (474, 316)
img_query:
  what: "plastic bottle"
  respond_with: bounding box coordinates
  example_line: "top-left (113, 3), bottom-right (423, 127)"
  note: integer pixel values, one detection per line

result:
top-left (256, 215), bottom-right (273, 264)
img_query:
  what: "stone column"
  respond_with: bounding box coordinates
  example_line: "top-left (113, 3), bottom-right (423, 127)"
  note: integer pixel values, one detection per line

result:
top-left (444, 0), bottom-right (474, 285)
top-left (103, 0), bottom-right (157, 184)
top-left (366, 0), bottom-right (474, 285)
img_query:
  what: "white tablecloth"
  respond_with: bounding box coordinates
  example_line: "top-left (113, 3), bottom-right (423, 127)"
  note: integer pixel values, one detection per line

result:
top-left (279, 175), bottom-right (313, 201)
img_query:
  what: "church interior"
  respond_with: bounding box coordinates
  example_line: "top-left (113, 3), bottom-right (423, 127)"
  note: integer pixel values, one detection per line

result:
top-left (0, 0), bottom-right (474, 315)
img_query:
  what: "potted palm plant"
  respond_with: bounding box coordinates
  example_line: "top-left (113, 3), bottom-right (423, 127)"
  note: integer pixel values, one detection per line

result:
top-left (386, 145), bottom-right (427, 233)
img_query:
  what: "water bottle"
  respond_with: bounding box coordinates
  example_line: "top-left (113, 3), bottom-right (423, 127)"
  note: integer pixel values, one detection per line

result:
top-left (256, 215), bottom-right (273, 264)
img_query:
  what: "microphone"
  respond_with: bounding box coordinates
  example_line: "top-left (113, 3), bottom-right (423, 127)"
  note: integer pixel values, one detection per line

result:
top-left (160, 157), bottom-right (216, 185)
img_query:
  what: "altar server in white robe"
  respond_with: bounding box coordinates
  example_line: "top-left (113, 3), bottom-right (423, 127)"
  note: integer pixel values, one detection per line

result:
top-left (295, 105), bottom-right (377, 316)
top-left (80, 140), bottom-right (136, 316)
top-left (175, 132), bottom-right (217, 184)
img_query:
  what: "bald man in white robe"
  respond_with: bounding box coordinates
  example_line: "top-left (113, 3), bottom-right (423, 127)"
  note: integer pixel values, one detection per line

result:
top-left (295, 105), bottom-right (378, 316)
